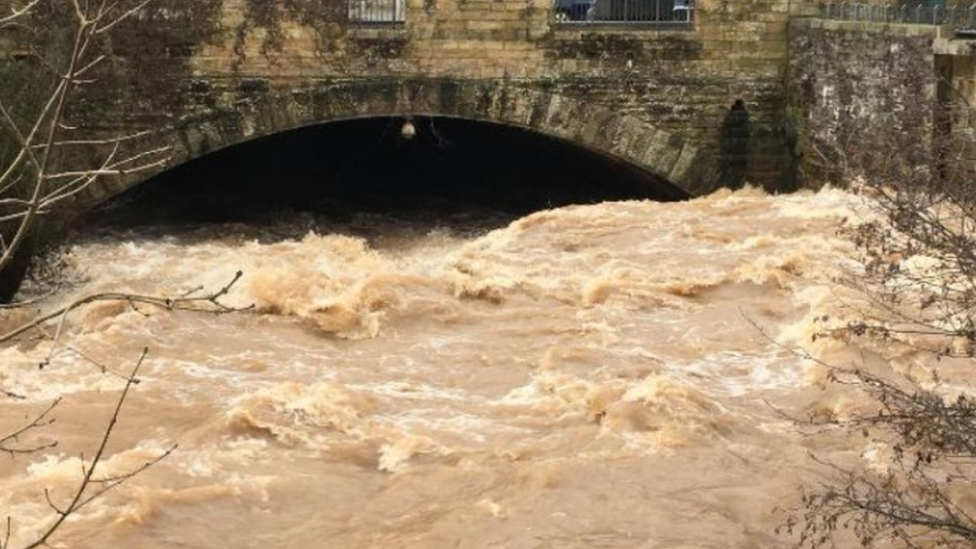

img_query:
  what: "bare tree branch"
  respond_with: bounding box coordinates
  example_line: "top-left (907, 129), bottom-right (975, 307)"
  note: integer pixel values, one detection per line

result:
top-left (16, 348), bottom-right (175, 549)
top-left (780, 77), bottom-right (976, 549)
top-left (0, 0), bottom-right (168, 279)
top-left (0, 0), bottom-right (42, 25)
top-left (0, 270), bottom-right (249, 345)
top-left (0, 3), bottom-right (216, 549)
top-left (0, 398), bottom-right (59, 457)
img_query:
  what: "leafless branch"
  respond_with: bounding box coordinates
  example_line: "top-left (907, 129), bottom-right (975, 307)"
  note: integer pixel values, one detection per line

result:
top-left (9, 348), bottom-right (176, 549)
top-left (1, 270), bottom-right (249, 346)
top-left (780, 75), bottom-right (976, 549)
top-left (0, 2), bottom-right (201, 548)
top-left (0, 0), bottom-right (42, 25)
top-left (0, 398), bottom-right (59, 458)
top-left (0, 0), bottom-right (167, 279)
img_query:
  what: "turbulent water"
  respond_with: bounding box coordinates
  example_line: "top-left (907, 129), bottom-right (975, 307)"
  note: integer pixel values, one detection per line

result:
top-left (0, 187), bottom-right (960, 549)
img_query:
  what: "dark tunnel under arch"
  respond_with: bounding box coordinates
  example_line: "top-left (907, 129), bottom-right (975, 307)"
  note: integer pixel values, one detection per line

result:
top-left (87, 116), bottom-right (689, 230)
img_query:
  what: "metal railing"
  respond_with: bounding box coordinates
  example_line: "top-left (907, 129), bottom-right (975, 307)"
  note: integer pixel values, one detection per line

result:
top-left (348, 0), bottom-right (405, 24)
top-left (819, 2), bottom-right (976, 30)
top-left (554, 0), bottom-right (694, 26)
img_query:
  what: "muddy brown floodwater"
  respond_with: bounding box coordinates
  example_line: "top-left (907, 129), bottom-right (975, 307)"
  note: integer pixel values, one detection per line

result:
top-left (0, 187), bottom-right (967, 549)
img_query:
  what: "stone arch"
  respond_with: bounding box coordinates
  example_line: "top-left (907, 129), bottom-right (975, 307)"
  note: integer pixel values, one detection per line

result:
top-left (86, 78), bottom-right (709, 203)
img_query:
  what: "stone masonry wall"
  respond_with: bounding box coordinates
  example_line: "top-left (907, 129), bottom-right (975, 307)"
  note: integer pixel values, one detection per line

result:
top-left (935, 39), bottom-right (976, 186)
top-left (786, 18), bottom-right (940, 184)
top-left (25, 0), bottom-right (803, 202)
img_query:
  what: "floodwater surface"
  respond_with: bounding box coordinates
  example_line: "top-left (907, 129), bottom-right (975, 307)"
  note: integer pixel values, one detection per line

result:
top-left (0, 187), bottom-right (960, 548)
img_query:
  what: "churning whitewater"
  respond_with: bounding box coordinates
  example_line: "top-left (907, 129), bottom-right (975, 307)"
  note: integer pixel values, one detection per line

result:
top-left (0, 188), bottom-right (923, 548)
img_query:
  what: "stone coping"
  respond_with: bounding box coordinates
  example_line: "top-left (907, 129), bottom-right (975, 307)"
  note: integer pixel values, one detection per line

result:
top-left (791, 16), bottom-right (941, 37)
top-left (550, 23), bottom-right (696, 39)
top-left (934, 35), bottom-right (976, 54)
top-left (346, 24), bottom-right (409, 40)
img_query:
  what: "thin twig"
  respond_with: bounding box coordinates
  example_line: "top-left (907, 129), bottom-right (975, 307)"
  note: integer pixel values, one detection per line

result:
top-left (20, 347), bottom-right (172, 549)
top-left (0, 398), bottom-right (60, 457)
top-left (0, 271), bottom-right (249, 344)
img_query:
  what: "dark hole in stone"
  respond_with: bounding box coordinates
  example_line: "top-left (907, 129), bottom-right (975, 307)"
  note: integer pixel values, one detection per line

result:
top-left (85, 116), bottom-right (687, 234)
top-left (720, 99), bottom-right (750, 189)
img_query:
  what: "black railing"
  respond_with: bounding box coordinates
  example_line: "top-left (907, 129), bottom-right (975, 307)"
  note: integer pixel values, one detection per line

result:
top-left (819, 2), bottom-right (976, 29)
top-left (554, 0), bottom-right (694, 26)
top-left (348, 0), bottom-right (405, 24)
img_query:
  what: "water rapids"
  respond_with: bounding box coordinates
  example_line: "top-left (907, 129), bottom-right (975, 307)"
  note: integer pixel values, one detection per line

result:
top-left (0, 187), bottom-right (966, 548)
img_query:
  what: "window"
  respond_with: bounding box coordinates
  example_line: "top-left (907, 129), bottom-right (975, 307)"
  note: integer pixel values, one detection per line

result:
top-left (348, 0), bottom-right (405, 24)
top-left (553, 0), bottom-right (694, 24)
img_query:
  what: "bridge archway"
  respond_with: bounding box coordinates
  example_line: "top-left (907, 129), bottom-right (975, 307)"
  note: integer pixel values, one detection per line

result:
top-left (86, 79), bottom-right (707, 204)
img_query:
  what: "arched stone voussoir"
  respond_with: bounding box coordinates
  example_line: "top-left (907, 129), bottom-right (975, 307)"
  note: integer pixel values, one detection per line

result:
top-left (88, 78), bottom-right (704, 205)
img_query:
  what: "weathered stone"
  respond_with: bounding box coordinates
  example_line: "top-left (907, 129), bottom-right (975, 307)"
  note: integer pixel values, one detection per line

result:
top-left (784, 18), bottom-right (973, 186)
top-left (0, 0), bottom-right (803, 211)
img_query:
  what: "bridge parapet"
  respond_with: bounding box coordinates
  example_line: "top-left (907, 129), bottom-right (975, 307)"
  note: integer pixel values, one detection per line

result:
top-left (818, 1), bottom-right (976, 30)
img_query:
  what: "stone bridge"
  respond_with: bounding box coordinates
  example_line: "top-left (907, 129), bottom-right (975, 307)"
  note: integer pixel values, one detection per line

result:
top-left (4, 0), bottom-right (976, 210)
top-left (2, 0), bottom-right (804, 206)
